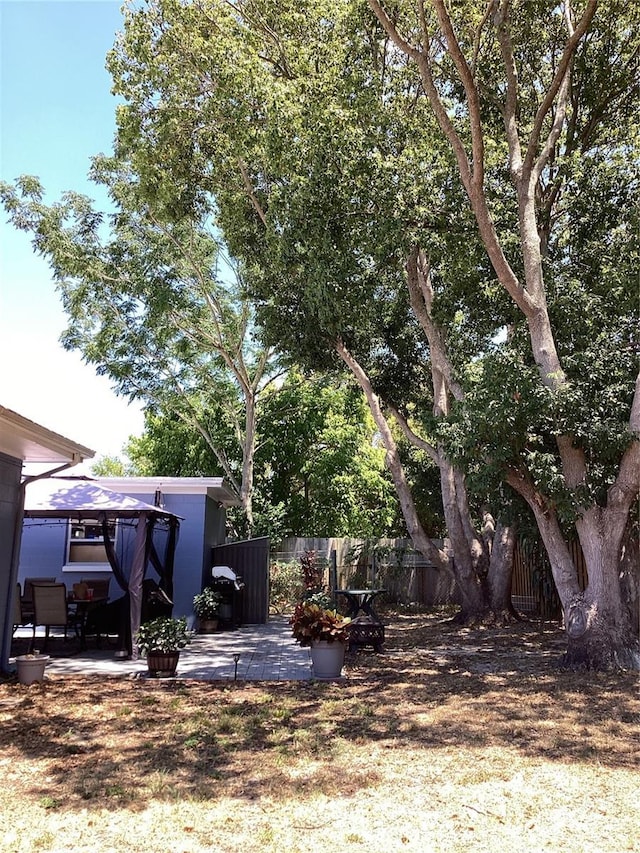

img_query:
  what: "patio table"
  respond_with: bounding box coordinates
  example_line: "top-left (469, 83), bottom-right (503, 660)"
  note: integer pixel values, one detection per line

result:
top-left (335, 589), bottom-right (386, 622)
top-left (67, 597), bottom-right (108, 650)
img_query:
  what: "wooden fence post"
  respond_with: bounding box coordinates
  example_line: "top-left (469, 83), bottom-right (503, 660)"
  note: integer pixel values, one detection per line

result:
top-left (329, 549), bottom-right (338, 604)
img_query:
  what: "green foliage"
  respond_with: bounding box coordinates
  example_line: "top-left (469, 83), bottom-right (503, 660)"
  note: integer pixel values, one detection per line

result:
top-left (135, 616), bottom-right (192, 654)
top-left (289, 601), bottom-right (351, 647)
top-left (7, 0), bottom-right (638, 600)
top-left (253, 372), bottom-right (407, 537)
top-left (269, 560), bottom-right (305, 613)
top-left (0, 161), bottom-right (279, 528)
top-left (90, 455), bottom-right (137, 477)
top-left (125, 370), bottom-right (408, 539)
top-left (192, 588), bottom-right (224, 618)
top-left (126, 411), bottom-right (234, 478)
top-left (302, 590), bottom-right (335, 611)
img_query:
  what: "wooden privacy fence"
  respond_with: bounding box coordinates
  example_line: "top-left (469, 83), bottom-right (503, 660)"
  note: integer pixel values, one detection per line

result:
top-left (510, 538), bottom-right (588, 618)
top-left (274, 536), bottom-right (589, 617)
top-left (273, 537), bottom-right (458, 607)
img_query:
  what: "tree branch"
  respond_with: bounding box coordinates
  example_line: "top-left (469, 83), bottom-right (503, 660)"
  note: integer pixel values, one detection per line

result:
top-left (406, 246), bottom-right (465, 405)
top-left (523, 0), bottom-right (599, 181)
top-left (336, 336), bottom-right (450, 572)
top-left (368, 0), bottom-right (474, 191)
top-left (431, 0), bottom-right (485, 188)
top-left (387, 403), bottom-right (440, 464)
top-left (238, 159), bottom-right (267, 225)
top-left (493, 1), bottom-right (523, 178)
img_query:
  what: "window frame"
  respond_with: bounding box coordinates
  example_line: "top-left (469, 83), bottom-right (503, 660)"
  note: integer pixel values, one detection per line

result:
top-left (62, 518), bottom-right (117, 573)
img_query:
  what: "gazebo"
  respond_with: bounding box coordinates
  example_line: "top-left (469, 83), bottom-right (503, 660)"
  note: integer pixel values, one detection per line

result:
top-left (24, 477), bottom-right (181, 656)
top-left (0, 404), bottom-right (95, 673)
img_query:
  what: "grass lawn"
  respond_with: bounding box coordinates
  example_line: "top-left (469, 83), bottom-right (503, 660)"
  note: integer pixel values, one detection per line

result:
top-left (0, 609), bottom-right (638, 853)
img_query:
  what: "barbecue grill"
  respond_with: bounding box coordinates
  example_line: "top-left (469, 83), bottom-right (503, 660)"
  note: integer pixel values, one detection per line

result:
top-left (210, 565), bottom-right (245, 629)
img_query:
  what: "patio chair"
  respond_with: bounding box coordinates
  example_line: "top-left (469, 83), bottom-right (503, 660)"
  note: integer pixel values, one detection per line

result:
top-left (21, 577), bottom-right (56, 623)
top-left (32, 583), bottom-right (82, 651)
top-left (12, 583), bottom-right (25, 634)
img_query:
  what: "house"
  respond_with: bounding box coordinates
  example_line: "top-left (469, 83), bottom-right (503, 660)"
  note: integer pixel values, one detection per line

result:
top-left (90, 476), bottom-right (240, 620)
top-left (96, 480), bottom-right (270, 626)
top-left (0, 405), bottom-right (94, 673)
top-left (19, 476), bottom-right (242, 637)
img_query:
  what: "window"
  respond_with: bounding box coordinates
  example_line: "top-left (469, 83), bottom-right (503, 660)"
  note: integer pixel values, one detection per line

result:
top-left (63, 518), bottom-right (117, 571)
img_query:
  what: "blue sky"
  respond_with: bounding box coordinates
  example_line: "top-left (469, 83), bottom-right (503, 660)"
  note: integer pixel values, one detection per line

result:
top-left (0, 0), bottom-right (144, 468)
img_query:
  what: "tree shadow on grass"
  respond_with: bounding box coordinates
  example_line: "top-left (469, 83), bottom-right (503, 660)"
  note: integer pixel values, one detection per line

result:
top-left (0, 610), bottom-right (638, 813)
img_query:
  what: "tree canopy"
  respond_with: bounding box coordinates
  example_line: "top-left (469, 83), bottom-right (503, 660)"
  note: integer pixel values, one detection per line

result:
top-left (2, 0), bottom-right (638, 665)
top-left (98, 0), bottom-right (639, 664)
top-left (1, 160), bottom-right (279, 532)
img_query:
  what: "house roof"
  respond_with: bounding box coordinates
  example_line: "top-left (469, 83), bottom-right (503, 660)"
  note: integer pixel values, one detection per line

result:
top-left (23, 477), bottom-right (179, 519)
top-left (98, 476), bottom-right (241, 507)
top-left (0, 405), bottom-right (94, 465)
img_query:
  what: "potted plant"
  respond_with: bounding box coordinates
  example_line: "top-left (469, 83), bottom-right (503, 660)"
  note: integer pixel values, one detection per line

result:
top-left (290, 599), bottom-right (351, 680)
top-left (135, 616), bottom-right (191, 678)
top-left (15, 650), bottom-right (50, 685)
top-left (193, 588), bottom-right (224, 633)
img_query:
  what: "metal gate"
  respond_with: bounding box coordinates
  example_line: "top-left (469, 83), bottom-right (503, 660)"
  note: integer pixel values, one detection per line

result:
top-left (211, 537), bottom-right (270, 624)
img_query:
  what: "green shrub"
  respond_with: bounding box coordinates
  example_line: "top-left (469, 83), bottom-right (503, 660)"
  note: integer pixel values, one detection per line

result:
top-left (269, 560), bottom-right (305, 613)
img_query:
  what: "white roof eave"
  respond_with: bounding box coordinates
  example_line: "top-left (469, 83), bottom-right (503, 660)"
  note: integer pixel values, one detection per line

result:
top-left (97, 476), bottom-right (241, 507)
top-left (0, 405), bottom-right (94, 465)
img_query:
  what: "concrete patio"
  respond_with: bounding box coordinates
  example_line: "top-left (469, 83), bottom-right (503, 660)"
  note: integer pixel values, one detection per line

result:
top-left (11, 617), bottom-right (313, 682)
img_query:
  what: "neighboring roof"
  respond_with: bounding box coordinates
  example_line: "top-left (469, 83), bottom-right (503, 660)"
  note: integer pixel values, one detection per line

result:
top-left (24, 477), bottom-right (179, 519)
top-left (98, 476), bottom-right (241, 507)
top-left (0, 405), bottom-right (94, 465)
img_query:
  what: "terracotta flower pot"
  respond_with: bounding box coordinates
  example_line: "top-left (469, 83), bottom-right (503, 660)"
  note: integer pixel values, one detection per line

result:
top-left (198, 618), bottom-right (219, 634)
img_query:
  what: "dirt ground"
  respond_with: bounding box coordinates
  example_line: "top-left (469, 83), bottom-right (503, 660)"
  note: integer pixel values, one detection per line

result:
top-left (1, 608), bottom-right (638, 853)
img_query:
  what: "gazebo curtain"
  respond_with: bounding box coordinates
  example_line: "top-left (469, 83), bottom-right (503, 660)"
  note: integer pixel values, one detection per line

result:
top-left (100, 513), bottom-right (129, 591)
top-left (99, 511), bottom-right (179, 656)
top-left (147, 515), bottom-right (178, 602)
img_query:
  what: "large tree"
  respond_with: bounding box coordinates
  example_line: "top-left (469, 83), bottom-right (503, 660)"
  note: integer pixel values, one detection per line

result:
top-left (7, 0), bottom-right (637, 664)
top-left (1, 162), bottom-right (279, 534)
top-left (110, 0), bottom-right (638, 664)
top-left (103, 0), bottom-right (524, 625)
top-left (366, 0), bottom-right (640, 666)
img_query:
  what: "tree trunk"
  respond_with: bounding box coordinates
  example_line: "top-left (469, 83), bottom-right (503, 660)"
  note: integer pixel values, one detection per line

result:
top-left (619, 521), bottom-right (639, 635)
top-left (240, 390), bottom-right (257, 537)
top-left (563, 590), bottom-right (640, 670)
top-left (507, 470), bottom-right (640, 669)
top-left (335, 339), bottom-right (451, 574)
top-left (487, 521), bottom-right (520, 624)
top-left (562, 508), bottom-right (640, 670)
top-left (337, 338), bottom-right (519, 627)
top-left (438, 456), bottom-right (488, 623)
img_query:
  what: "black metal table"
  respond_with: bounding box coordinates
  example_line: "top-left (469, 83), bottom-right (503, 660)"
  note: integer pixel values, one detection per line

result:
top-left (335, 589), bottom-right (386, 622)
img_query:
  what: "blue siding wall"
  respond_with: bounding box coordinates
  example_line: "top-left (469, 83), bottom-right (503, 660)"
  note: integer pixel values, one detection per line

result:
top-left (18, 491), bottom-right (228, 630)
top-left (156, 492), bottom-right (206, 624)
top-left (20, 519), bottom-right (68, 578)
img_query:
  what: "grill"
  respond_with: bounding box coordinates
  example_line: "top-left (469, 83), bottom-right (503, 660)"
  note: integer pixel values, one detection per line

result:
top-left (211, 565), bottom-right (245, 629)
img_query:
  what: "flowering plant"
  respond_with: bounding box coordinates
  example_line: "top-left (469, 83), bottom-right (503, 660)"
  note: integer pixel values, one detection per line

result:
top-left (290, 601), bottom-right (351, 647)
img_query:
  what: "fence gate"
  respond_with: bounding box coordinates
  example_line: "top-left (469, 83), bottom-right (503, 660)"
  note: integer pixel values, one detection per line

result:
top-left (211, 537), bottom-right (270, 624)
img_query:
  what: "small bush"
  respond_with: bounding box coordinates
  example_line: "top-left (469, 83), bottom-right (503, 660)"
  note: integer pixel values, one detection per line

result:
top-left (269, 560), bottom-right (305, 613)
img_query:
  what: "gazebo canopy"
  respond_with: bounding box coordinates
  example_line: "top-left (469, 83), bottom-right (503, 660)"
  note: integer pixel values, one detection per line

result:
top-left (24, 477), bottom-right (180, 519)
